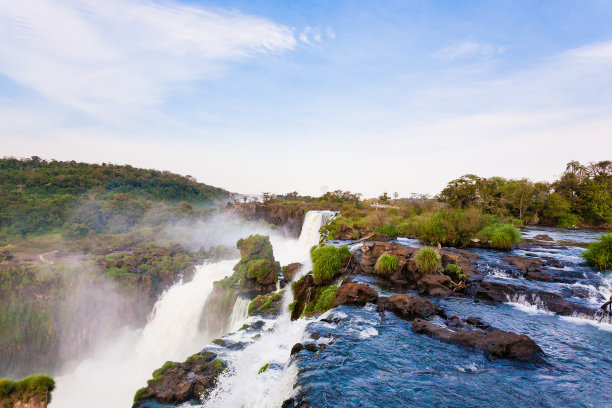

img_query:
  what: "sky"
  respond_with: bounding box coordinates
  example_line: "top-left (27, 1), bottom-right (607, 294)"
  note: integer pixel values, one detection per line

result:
top-left (1, 0), bottom-right (611, 197)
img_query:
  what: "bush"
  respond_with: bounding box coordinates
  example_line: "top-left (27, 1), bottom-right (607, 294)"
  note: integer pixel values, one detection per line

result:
top-left (415, 248), bottom-right (441, 273)
top-left (374, 254), bottom-right (399, 276)
top-left (582, 233), bottom-right (612, 271)
top-left (558, 214), bottom-right (580, 227)
top-left (477, 223), bottom-right (521, 250)
top-left (303, 285), bottom-right (338, 316)
top-left (445, 263), bottom-right (467, 281)
top-left (417, 208), bottom-right (489, 247)
top-left (310, 246), bottom-right (349, 285)
top-left (0, 375), bottom-right (55, 403)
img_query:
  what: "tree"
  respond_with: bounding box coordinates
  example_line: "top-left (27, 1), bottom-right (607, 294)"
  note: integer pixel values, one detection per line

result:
top-left (378, 192), bottom-right (390, 204)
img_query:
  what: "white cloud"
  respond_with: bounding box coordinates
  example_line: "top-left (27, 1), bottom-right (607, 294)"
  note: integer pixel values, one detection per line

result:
top-left (437, 41), bottom-right (506, 60)
top-left (0, 0), bottom-right (296, 120)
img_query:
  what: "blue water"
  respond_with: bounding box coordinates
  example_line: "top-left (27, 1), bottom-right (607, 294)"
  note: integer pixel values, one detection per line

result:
top-left (292, 227), bottom-right (612, 408)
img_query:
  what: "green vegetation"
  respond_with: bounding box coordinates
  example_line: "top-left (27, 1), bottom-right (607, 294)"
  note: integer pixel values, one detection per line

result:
top-left (258, 363), bottom-right (270, 374)
top-left (476, 223), bottom-right (521, 250)
top-left (418, 208), bottom-right (491, 247)
top-left (150, 361), bottom-right (176, 384)
top-left (0, 374), bottom-right (55, 405)
top-left (211, 338), bottom-right (226, 347)
top-left (248, 291), bottom-right (284, 316)
top-left (233, 235), bottom-right (280, 288)
top-left (445, 263), bottom-right (467, 281)
top-left (581, 233), bottom-right (612, 271)
top-left (133, 387), bottom-right (147, 404)
top-left (302, 285), bottom-right (338, 316)
top-left (374, 254), bottom-right (399, 276)
top-left (415, 248), bottom-right (441, 273)
top-left (238, 324), bottom-right (249, 331)
top-left (439, 161), bottom-right (611, 227)
top-left (0, 157), bottom-right (229, 236)
top-left (310, 246), bottom-right (350, 285)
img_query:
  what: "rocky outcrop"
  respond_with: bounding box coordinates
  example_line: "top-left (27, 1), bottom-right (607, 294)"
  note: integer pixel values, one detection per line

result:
top-left (133, 352), bottom-right (226, 407)
top-left (502, 256), bottom-right (544, 271)
top-left (377, 294), bottom-right (438, 319)
top-left (354, 242), bottom-right (477, 288)
top-left (333, 282), bottom-right (378, 306)
top-left (281, 263), bottom-right (303, 285)
top-left (248, 291), bottom-right (284, 317)
top-left (291, 274), bottom-right (317, 320)
top-left (533, 234), bottom-right (554, 241)
top-left (230, 203), bottom-right (306, 237)
top-left (411, 318), bottom-right (545, 362)
top-left (0, 375), bottom-right (54, 408)
top-left (468, 279), bottom-right (596, 317)
top-left (416, 274), bottom-right (453, 296)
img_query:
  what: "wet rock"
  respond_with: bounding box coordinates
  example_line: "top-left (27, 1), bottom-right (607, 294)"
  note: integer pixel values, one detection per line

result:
top-left (333, 282), bottom-right (379, 306)
top-left (133, 351), bottom-right (226, 407)
top-left (291, 274), bottom-right (317, 321)
top-left (290, 343), bottom-right (304, 356)
top-left (416, 274), bottom-right (453, 296)
top-left (304, 343), bottom-right (318, 352)
top-left (466, 316), bottom-right (490, 330)
top-left (411, 318), bottom-right (545, 362)
top-left (282, 263), bottom-right (303, 283)
top-left (502, 256), bottom-right (544, 271)
top-left (380, 294), bottom-right (437, 319)
top-left (533, 234), bottom-right (554, 241)
top-left (365, 233), bottom-right (393, 242)
top-left (525, 270), bottom-right (556, 282)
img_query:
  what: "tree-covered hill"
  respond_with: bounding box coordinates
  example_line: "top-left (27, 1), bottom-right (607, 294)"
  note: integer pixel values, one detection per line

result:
top-left (0, 157), bottom-right (231, 236)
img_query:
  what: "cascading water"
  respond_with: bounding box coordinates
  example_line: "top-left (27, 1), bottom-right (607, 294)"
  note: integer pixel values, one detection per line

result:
top-left (228, 296), bottom-right (252, 332)
top-left (201, 210), bottom-right (335, 408)
top-left (50, 259), bottom-right (237, 408)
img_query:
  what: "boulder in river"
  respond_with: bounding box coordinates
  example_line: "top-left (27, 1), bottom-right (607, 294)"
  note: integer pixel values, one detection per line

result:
top-left (333, 282), bottom-right (379, 306)
top-left (411, 318), bottom-right (545, 362)
top-left (133, 351), bottom-right (226, 407)
top-left (416, 274), bottom-right (453, 296)
top-left (378, 294), bottom-right (437, 319)
top-left (533, 234), bottom-right (554, 241)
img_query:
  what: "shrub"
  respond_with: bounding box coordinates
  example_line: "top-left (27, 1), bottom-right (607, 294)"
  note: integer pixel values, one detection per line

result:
top-left (445, 263), bottom-right (467, 281)
top-left (581, 233), bottom-right (612, 271)
top-left (417, 208), bottom-right (489, 247)
top-left (303, 285), bottom-right (338, 316)
top-left (415, 248), bottom-right (441, 273)
top-left (477, 223), bottom-right (521, 250)
top-left (311, 246), bottom-right (348, 285)
top-left (374, 254), bottom-right (399, 276)
top-left (558, 214), bottom-right (580, 227)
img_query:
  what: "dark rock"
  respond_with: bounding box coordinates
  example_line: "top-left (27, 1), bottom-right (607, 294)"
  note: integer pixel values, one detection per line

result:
top-left (533, 234), bottom-right (554, 241)
top-left (525, 270), bottom-right (556, 282)
top-left (382, 294), bottom-right (437, 319)
top-left (411, 318), bottom-right (545, 362)
top-left (416, 274), bottom-right (453, 296)
top-left (282, 263), bottom-right (303, 282)
top-left (303, 343), bottom-right (318, 352)
top-left (290, 343), bottom-right (304, 356)
top-left (365, 233), bottom-right (393, 242)
top-left (133, 351), bottom-right (226, 407)
top-left (291, 274), bottom-right (317, 321)
top-left (502, 256), bottom-right (543, 271)
top-left (333, 282), bottom-right (379, 306)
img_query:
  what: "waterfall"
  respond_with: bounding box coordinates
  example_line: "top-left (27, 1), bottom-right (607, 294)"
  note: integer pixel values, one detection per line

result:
top-left (202, 210), bottom-right (333, 408)
top-left (51, 259), bottom-right (237, 408)
top-left (228, 296), bottom-right (252, 332)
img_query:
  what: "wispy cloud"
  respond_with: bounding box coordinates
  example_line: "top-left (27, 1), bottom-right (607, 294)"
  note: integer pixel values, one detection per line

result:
top-left (437, 41), bottom-right (506, 60)
top-left (0, 0), bottom-right (297, 120)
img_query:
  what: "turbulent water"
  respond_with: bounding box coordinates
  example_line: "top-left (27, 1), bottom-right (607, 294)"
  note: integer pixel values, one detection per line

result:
top-left (294, 226), bottom-right (612, 407)
top-left (50, 218), bottom-right (612, 407)
top-left (50, 260), bottom-right (237, 408)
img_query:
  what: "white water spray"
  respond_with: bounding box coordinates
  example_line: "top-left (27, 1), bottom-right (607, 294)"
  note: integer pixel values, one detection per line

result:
top-left (229, 296), bottom-right (252, 332)
top-left (51, 259), bottom-right (237, 408)
top-left (201, 210), bottom-right (334, 408)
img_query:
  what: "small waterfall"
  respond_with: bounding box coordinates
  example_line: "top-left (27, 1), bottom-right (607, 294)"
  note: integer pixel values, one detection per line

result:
top-left (228, 296), bottom-right (251, 332)
top-left (51, 259), bottom-right (236, 408)
top-left (202, 210), bottom-right (333, 408)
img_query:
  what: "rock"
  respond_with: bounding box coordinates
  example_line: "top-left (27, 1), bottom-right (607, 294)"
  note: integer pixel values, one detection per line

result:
top-left (411, 319), bottom-right (545, 362)
top-left (525, 270), bottom-right (555, 282)
top-left (381, 294), bottom-right (437, 319)
top-left (333, 282), bottom-right (379, 306)
top-left (502, 256), bottom-right (543, 271)
top-left (291, 274), bottom-right (317, 320)
top-left (533, 234), bottom-right (554, 241)
top-left (365, 233), bottom-right (393, 242)
top-left (290, 343), bottom-right (305, 356)
top-left (416, 274), bottom-right (453, 296)
top-left (230, 203), bottom-right (306, 237)
top-left (336, 224), bottom-right (367, 240)
top-left (234, 235), bottom-right (281, 293)
top-left (282, 263), bottom-right (303, 282)
top-left (303, 343), bottom-right (318, 352)
top-left (133, 352), bottom-right (226, 407)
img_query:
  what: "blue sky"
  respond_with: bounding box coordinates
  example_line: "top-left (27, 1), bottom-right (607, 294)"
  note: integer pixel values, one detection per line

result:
top-left (1, 0), bottom-right (611, 196)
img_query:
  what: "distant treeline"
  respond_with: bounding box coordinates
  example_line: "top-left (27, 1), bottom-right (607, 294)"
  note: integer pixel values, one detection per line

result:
top-left (0, 157), bottom-right (230, 236)
top-left (439, 160), bottom-right (611, 227)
